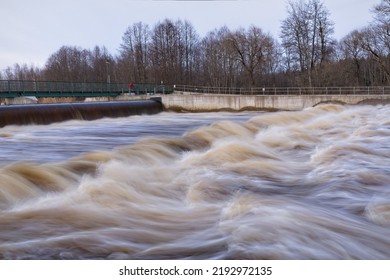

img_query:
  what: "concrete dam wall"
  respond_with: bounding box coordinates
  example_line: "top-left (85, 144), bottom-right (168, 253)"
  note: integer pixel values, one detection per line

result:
top-left (161, 94), bottom-right (390, 112)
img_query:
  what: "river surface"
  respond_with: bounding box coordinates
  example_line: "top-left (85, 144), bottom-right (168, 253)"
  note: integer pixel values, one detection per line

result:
top-left (0, 104), bottom-right (390, 259)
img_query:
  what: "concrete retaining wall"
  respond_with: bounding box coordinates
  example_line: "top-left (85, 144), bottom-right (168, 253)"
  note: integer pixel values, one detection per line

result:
top-left (161, 94), bottom-right (390, 111)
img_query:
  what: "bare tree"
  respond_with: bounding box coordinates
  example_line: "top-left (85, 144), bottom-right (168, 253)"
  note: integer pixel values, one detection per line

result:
top-left (2, 63), bottom-right (42, 81)
top-left (119, 22), bottom-right (151, 83)
top-left (360, 27), bottom-right (390, 82)
top-left (44, 45), bottom-right (117, 83)
top-left (177, 20), bottom-right (201, 85)
top-left (227, 26), bottom-right (278, 86)
top-left (149, 19), bottom-right (180, 84)
top-left (200, 27), bottom-right (238, 87)
top-left (88, 46), bottom-right (115, 83)
top-left (227, 26), bottom-right (262, 86)
top-left (373, 0), bottom-right (390, 27)
top-left (359, 0), bottom-right (390, 83)
top-left (281, 0), bottom-right (335, 86)
top-left (44, 46), bottom-right (88, 82)
top-left (340, 30), bottom-right (366, 85)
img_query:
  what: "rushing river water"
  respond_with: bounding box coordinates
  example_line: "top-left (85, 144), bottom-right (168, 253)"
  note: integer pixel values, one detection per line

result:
top-left (0, 104), bottom-right (390, 259)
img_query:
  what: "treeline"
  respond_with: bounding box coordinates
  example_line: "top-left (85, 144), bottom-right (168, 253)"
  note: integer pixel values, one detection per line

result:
top-left (1, 0), bottom-right (389, 87)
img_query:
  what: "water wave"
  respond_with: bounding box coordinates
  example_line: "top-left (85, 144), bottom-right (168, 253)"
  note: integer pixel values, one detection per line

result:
top-left (1, 104), bottom-right (390, 259)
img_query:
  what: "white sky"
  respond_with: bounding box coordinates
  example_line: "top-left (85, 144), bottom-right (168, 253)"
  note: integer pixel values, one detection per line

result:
top-left (0, 0), bottom-right (379, 71)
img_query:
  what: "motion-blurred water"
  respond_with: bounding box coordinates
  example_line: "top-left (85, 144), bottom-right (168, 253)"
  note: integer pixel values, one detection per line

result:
top-left (0, 105), bottom-right (389, 259)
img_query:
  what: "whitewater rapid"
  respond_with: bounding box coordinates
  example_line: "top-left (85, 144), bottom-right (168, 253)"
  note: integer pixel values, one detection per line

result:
top-left (0, 105), bottom-right (389, 259)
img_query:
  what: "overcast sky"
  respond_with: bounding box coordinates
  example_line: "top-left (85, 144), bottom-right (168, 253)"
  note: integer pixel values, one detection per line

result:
top-left (0, 0), bottom-right (379, 71)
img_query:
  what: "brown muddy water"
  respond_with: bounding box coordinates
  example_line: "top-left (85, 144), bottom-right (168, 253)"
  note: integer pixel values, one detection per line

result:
top-left (0, 104), bottom-right (389, 259)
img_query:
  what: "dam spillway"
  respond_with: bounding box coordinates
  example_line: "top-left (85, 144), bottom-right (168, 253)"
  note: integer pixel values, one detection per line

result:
top-left (0, 99), bottom-right (163, 127)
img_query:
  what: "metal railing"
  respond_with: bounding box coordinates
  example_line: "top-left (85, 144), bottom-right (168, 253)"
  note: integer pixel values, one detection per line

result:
top-left (0, 80), bottom-right (125, 94)
top-left (2, 81), bottom-right (388, 97)
top-left (174, 85), bottom-right (390, 95)
top-left (0, 80), bottom-right (174, 97)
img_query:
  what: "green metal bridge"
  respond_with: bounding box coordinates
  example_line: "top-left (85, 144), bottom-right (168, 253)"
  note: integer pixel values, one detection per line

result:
top-left (0, 80), bottom-right (173, 98)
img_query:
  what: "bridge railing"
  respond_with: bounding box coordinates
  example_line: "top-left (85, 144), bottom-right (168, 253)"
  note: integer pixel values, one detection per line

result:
top-left (0, 80), bottom-right (117, 93)
top-left (0, 80), bottom-right (173, 96)
top-left (174, 85), bottom-right (390, 95)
